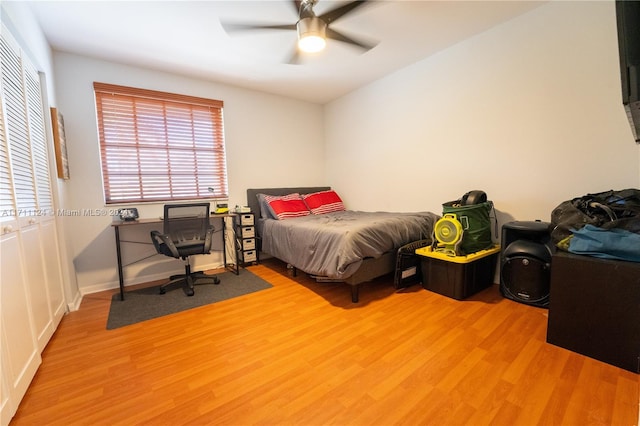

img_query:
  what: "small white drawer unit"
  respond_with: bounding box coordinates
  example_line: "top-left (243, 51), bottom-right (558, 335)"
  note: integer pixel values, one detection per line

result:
top-left (234, 212), bottom-right (259, 266)
top-left (239, 213), bottom-right (254, 226)
top-left (239, 249), bottom-right (258, 264)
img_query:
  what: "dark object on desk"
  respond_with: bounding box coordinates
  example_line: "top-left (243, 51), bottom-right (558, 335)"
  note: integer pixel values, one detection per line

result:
top-left (150, 203), bottom-right (220, 297)
top-left (118, 207), bottom-right (139, 221)
top-left (547, 251), bottom-right (640, 373)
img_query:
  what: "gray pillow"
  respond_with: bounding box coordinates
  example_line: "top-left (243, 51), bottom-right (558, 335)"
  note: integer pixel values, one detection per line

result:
top-left (256, 193), bottom-right (275, 219)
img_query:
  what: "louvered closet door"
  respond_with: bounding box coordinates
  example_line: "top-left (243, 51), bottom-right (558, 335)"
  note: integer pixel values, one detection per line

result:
top-left (25, 60), bottom-right (65, 326)
top-left (1, 25), bottom-right (65, 425)
top-left (22, 56), bottom-right (65, 348)
top-left (0, 31), bottom-right (41, 424)
top-left (0, 29), bottom-right (42, 426)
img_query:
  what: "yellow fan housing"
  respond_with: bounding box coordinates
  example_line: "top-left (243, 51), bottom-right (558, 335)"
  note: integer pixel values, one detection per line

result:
top-left (433, 214), bottom-right (463, 256)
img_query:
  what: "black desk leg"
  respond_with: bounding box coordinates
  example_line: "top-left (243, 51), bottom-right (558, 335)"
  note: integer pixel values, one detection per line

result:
top-left (114, 226), bottom-right (125, 300)
top-left (222, 218), bottom-right (228, 270)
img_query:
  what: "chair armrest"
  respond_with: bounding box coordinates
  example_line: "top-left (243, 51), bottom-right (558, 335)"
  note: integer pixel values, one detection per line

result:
top-left (203, 226), bottom-right (215, 252)
top-left (150, 230), bottom-right (180, 258)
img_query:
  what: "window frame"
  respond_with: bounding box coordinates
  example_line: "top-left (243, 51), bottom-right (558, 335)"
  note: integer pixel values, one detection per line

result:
top-left (93, 82), bottom-right (228, 205)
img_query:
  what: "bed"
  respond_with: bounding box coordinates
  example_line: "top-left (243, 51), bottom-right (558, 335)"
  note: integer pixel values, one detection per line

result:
top-left (247, 187), bottom-right (439, 302)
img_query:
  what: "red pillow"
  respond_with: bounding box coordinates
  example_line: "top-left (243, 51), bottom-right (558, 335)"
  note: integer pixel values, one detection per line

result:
top-left (264, 193), bottom-right (311, 220)
top-left (303, 190), bottom-right (346, 215)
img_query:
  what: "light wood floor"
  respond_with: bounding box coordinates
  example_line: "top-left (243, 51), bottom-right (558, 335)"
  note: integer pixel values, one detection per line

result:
top-left (11, 259), bottom-right (640, 426)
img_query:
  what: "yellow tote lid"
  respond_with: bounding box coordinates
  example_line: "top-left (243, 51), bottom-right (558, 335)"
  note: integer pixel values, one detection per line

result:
top-left (416, 245), bottom-right (501, 263)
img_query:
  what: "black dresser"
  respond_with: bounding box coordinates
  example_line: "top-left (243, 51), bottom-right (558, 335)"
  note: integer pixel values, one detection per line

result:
top-left (546, 251), bottom-right (640, 373)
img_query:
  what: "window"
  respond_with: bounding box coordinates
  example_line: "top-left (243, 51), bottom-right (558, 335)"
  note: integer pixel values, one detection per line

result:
top-left (94, 82), bottom-right (228, 205)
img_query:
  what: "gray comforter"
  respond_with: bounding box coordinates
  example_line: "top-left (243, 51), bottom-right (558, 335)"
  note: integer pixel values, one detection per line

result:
top-left (260, 210), bottom-right (439, 280)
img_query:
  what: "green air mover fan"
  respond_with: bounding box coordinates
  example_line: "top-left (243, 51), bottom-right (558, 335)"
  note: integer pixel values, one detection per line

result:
top-left (433, 213), bottom-right (464, 256)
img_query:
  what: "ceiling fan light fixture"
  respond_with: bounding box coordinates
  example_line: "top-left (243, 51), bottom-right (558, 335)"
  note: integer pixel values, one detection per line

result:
top-left (297, 17), bottom-right (327, 53)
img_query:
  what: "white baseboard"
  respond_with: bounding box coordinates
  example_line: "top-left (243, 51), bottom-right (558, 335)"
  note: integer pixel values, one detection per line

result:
top-left (66, 291), bottom-right (83, 312)
top-left (79, 261), bottom-right (225, 296)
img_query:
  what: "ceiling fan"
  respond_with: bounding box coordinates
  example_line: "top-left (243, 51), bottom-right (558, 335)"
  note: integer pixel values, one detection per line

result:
top-left (221, 0), bottom-right (377, 64)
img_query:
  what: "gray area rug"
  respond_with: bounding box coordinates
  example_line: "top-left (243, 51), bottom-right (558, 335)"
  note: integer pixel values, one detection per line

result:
top-left (106, 269), bottom-right (273, 329)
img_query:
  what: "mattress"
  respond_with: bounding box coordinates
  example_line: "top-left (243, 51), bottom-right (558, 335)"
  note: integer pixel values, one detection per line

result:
top-left (260, 210), bottom-right (439, 280)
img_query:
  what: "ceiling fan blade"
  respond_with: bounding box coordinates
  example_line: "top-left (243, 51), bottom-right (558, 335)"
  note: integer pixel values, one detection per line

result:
top-left (326, 28), bottom-right (377, 51)
top-left (221, 22), bottom-right (297, 33)
top-left (318, 1), bottom-right (370, 24)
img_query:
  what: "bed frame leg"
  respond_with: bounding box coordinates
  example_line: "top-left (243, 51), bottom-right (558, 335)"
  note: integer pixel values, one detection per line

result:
top-left (287, 264), bottom-right (297, 277)
top-left (351, 285), bottom-right (360, 303)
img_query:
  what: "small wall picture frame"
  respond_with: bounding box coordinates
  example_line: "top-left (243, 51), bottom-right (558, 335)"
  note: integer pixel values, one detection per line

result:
top-left (50, 107), bottom-right (69, 179)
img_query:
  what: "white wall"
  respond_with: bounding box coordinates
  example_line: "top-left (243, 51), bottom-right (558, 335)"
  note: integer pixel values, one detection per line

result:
top-left (52, 53), bottom-right (325, 294)
top-left (325, 1), bottom-right (640, 235)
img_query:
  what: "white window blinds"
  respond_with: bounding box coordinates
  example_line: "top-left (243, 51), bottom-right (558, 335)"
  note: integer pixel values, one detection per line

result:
top-left (93, 82), bottom-right (228, 205)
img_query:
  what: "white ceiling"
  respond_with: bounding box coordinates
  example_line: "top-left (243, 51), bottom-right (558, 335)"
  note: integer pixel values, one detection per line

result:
top-left (25, 0), bottom-right (545, 104)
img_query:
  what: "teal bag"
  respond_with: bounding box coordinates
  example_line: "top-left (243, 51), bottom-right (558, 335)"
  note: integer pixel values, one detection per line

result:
top-left (568, 225), bottom-right (640, 262)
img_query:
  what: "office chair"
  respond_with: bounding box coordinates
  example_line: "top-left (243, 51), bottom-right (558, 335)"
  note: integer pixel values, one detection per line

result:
top-left (151, 203), bottom-right (220, 296)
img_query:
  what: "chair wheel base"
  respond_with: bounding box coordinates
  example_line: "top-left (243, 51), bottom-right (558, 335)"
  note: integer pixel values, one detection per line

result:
top-left (158, 273), bottom-right (220, 296)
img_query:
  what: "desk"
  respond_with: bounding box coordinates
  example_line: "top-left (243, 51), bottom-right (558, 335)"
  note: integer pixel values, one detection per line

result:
top-left (111, 214), bottom-right (238, 300)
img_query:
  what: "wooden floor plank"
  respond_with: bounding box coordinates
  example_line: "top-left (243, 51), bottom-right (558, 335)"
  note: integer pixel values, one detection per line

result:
top-left (10, 259), bottom-right (640, 426)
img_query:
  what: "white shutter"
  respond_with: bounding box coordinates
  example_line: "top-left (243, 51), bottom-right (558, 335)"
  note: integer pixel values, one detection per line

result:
top-left (0, 98), bottom-right (16, 226)
top-left (24, 61), bottom-right (52, 216)
top-left (0, 32), bottom-right (37, 221)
